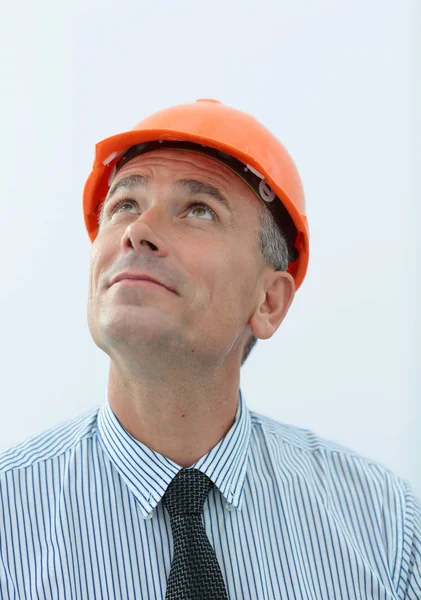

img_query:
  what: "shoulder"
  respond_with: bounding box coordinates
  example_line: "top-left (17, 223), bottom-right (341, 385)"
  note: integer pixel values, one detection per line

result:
top-left (249, 407), bottom-right (413, 497)
top-left (0, 406), bottom-right (100, 475)
top-left (250, 409), bottom-right (421, 595)
top-left (250, 408), bottom-right (366, 458)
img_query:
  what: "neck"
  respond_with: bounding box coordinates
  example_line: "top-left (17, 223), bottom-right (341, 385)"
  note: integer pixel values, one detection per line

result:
top-left (107, 359), bottom-right (241, 467)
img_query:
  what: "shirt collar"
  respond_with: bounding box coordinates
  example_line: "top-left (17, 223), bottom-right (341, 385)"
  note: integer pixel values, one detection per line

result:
top-left (97, 389), bottom-right (251, 519)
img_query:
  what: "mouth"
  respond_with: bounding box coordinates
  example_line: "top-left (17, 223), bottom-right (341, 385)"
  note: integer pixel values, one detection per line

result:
top-left (110, 273), bottom-right (177, 294)
top-left (113, 279), bottom-right (168, 290)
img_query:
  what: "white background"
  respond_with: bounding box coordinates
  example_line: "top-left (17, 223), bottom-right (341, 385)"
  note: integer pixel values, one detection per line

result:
top-left (1, 0), bottom-right (420, 496)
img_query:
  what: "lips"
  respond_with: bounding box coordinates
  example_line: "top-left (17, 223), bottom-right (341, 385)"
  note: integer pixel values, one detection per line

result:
top-left (111, 272), bottom-right (175, 293)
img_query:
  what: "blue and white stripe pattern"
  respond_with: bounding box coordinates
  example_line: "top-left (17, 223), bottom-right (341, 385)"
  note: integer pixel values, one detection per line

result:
top-left (0, 389), bottom-right (420, 599)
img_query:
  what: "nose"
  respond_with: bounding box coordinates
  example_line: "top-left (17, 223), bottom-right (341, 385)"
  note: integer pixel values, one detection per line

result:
top-left (120, 212), bottom-right (169, 258)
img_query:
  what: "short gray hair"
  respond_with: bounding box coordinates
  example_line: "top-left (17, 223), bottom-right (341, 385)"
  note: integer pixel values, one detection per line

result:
top-left (240, 205), bottom-right (290, 367)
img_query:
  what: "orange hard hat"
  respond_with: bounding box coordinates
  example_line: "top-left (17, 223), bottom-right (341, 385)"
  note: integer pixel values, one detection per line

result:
top-left (83, 99), bottom-right (309, 290)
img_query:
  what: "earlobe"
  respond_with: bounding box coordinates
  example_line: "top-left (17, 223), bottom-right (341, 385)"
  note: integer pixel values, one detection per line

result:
top-left (249, 272), bottom-right (295, 340)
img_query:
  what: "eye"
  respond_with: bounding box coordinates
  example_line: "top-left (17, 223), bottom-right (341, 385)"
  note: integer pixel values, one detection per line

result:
top-left (108, 198), bottom-right (217, 221)
top-left (109, 198), bottom-right (137, 215)
top-left (186, 203), bottom-right (216, 220)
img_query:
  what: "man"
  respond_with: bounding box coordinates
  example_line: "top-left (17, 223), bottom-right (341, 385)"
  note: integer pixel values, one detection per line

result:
top-left (0, 99), bottom-right (419, 599)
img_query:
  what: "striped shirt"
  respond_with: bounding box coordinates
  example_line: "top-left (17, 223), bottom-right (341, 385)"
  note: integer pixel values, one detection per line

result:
top-left (0, 389), bottom-right (420, 600)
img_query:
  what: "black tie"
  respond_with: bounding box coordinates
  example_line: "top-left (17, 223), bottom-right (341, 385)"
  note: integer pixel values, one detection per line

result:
top-left (163, 468), bottom-right (229, 600)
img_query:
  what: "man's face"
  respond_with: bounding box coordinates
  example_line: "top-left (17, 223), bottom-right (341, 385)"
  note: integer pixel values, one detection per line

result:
top-left (87, 149), bottom-right (273, 366)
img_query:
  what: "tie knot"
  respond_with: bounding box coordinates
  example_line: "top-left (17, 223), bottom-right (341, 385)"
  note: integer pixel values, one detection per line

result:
top-left (163, 468), bottom-right (214, 518)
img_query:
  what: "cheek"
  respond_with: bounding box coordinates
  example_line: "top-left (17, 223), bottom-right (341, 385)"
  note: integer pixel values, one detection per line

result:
top-left (88, 240), bottom-right (112, 300)
top-left (88, 248), bottom-right (100, 295)
top-left (210, 248), bottom-right (256, 309)
top-left (224, 250), bottom-right (261, 317)
top-left (176, 245), bottom-right (227, 316)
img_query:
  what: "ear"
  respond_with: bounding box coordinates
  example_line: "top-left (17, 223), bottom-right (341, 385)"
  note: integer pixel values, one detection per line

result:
top-left (249, 271), bottom-right (295, 340)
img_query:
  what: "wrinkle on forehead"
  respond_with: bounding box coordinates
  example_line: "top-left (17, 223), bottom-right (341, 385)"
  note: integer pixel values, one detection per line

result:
top-left (114, 149), bottom-right (252, 195)
top-left (98, 148), bottom-right (262, 233)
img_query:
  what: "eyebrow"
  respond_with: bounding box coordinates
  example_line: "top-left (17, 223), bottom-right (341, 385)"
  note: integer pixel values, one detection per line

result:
top-left (175, 179), bottom-right (234, 219)
top-left (98, 175), bottom-right (235, 227)
top-left (99, 174), bottom-right (148, 223)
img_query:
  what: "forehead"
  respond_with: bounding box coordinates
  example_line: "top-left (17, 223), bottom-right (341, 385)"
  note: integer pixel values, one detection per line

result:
top-left (112, 148), bottom-right (256, 197)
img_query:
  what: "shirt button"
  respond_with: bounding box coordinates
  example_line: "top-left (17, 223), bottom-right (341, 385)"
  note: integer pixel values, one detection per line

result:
top-left (225, 502), bottom-right (235, 512)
